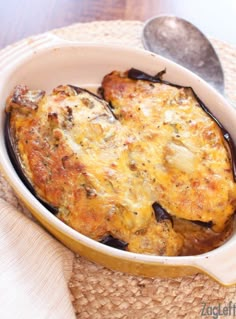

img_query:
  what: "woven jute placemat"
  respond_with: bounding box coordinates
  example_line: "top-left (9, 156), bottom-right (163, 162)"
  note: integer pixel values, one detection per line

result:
top-left (1, 20), bottom-right (236, 319)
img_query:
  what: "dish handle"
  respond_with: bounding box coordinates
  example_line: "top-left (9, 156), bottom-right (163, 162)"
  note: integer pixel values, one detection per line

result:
top-left (0, 32), bottom-right (85, 72)
top-left (194, 241), bottom-right (236, 286)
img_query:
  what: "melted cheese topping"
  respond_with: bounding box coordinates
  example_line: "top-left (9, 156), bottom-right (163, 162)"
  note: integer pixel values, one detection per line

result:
top-left (7, 77), bottom-right (236, 256)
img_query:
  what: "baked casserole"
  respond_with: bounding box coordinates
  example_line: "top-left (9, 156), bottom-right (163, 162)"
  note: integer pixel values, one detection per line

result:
top-left (5, 69), bottom-right (236, 256)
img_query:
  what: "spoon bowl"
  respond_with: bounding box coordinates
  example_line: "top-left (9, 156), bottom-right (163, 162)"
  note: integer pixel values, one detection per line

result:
top-left (142, 15), bottom-right (224, 94)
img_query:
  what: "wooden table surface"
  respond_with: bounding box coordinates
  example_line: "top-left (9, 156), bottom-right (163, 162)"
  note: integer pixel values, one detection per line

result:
top-left (0, 0), bottom-right (236, 50)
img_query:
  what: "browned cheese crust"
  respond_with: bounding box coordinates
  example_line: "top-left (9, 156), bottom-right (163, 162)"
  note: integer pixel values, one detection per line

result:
top-left (6, 72), bottom-right (236, 256)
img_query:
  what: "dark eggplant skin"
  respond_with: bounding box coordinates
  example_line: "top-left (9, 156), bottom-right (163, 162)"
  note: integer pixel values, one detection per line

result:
top-left (192, 220), bottom-right (213, 228)
top-left (5, 107), bottom-right (58, 215)
top-left (152, 201), bottom-right (213, 228)
top-left (152, 202), bottom-right (173, 225)
top-left (128, 68), bottom-right (236, 182)
top-left (100, 235), bottom-right (128, 250)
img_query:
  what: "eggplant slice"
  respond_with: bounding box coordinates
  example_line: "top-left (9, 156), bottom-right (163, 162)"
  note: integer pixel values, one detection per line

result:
top-left (101, 68), bottom-right (236, 250)
top-left (5, 86), bottom-right (59, 214)
top-left (4, 83), bottom-right (183, 256)
top-left (5, 112), bottom-right (58, 214)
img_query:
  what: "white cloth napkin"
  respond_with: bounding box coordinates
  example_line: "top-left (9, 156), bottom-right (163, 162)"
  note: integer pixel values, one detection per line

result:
top-left (0, 198), bottom-right (76, 319)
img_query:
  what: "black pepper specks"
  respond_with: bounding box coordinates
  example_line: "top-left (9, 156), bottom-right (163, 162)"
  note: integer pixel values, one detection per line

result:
top-left (65, 106), bottom-right (73, 122)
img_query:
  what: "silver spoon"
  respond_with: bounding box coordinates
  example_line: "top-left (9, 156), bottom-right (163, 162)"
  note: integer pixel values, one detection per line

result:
top-left (142, 15), bottom-right (225, 94)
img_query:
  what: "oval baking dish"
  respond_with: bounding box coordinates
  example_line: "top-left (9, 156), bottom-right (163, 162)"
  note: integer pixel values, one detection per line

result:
top-left (0, 33), bottom-right (236, 285)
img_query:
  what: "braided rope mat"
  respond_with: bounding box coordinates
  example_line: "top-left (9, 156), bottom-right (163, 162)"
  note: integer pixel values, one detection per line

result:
top-left (1, 20), bottom-right (236, 319)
